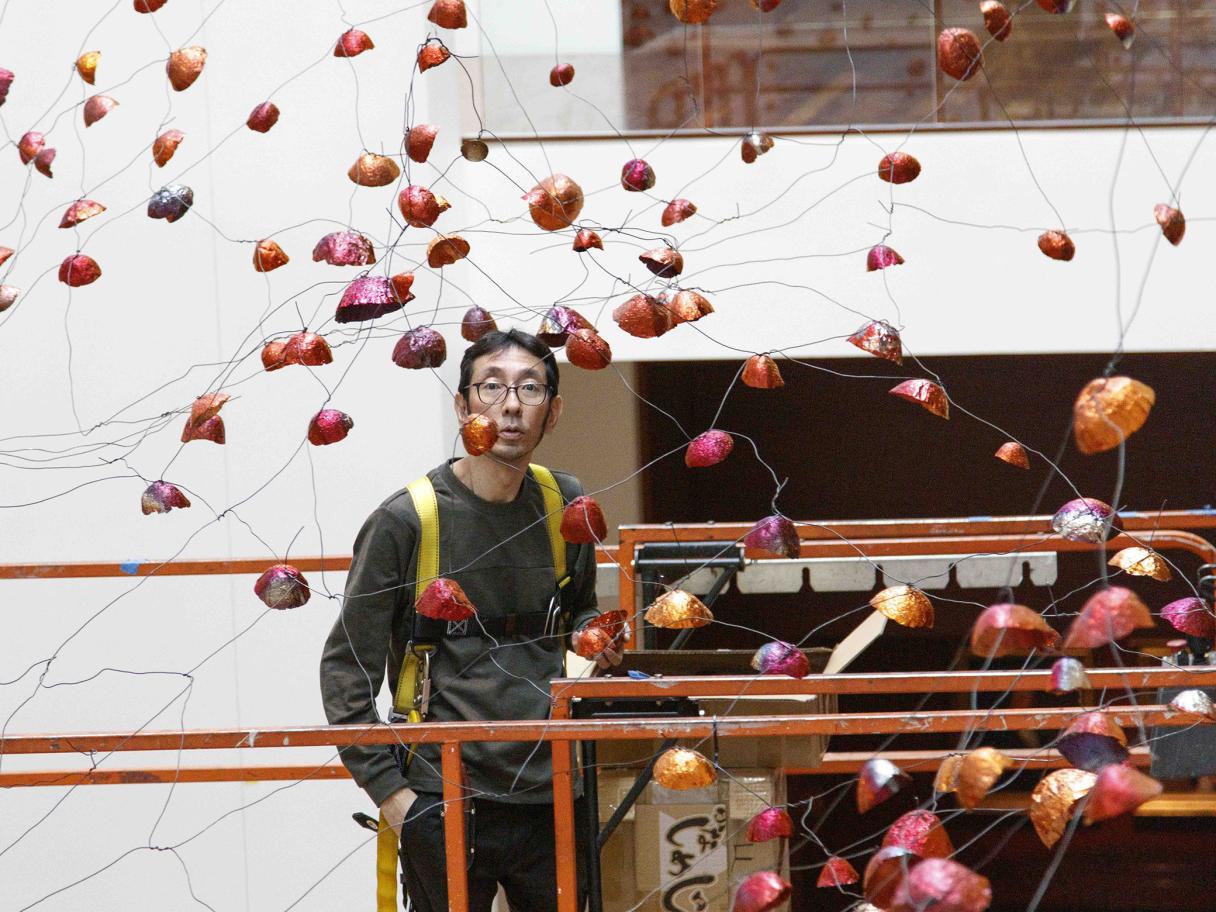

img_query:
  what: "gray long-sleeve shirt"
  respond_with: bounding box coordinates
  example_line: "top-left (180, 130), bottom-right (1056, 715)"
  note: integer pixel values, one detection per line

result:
top-left (320, 460), bottom-right (599, 806)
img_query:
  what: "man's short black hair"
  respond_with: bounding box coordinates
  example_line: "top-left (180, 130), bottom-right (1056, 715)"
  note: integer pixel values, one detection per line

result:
top-left (458, 328), bottom-right (560, 403)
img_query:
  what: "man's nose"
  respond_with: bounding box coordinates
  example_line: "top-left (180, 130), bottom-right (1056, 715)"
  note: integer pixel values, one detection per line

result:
top-left (500, 388), bottom-right (524, 412)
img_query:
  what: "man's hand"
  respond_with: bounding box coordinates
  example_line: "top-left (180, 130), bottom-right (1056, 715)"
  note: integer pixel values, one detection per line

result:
top-left (573, 621), bottom-right (630, 671)
top-left (594, 643), bottom-right (623, 670)
top-left (593, 622), bottom-right (630, 670)
top-left (379, 786), bottom-right (418, 833)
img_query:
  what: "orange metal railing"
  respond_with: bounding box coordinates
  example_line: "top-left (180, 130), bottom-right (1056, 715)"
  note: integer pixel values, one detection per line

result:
top-left (3, 666), bottom-right (1215, 912)
top-left (612, 512), bottom-right (1216, 639)
top-left (6, 510), bottom-right (1214, 589)
top-left (3, 511), bottom-right (1215, 911)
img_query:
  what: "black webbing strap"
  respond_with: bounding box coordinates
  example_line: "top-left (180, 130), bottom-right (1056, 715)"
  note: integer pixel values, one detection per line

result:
top-left (412, 608), bottom-right (564, 641)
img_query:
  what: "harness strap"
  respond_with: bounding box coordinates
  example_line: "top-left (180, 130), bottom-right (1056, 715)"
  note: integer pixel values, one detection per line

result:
top-left (375, 465), bottom-right (570, 912)
top-left (414, 609), bottom-right (561, 640)
top-left (375, 815), bottom-right (398, 912)
top-left (376, 476), bottom-right (441, 912)
top-left (529, 463), bottom-right (571, 590)
top-left (406, 476), bottom-right (441, 604)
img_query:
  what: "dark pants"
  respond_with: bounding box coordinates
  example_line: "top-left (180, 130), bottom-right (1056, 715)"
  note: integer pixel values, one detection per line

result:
top-left (399, 792), bottom-right (589, 912)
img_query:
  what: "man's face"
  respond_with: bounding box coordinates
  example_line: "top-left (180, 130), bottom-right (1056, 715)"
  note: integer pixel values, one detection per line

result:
top-left (456, 345), bottom-right (562, 464)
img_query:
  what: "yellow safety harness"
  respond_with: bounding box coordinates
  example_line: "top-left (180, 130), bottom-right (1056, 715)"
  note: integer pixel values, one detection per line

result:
top-left (374, 463), bottom-right (571, 912)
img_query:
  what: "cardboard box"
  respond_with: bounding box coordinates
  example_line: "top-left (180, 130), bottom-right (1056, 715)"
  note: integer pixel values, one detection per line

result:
top-left (598, 770), bottom-right (786, 912)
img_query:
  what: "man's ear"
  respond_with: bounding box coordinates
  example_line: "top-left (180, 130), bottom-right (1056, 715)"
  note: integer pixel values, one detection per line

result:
top-left (544, 394), bottom-right (563, 433)
top-left (454, 390), bottom-right (470, 423)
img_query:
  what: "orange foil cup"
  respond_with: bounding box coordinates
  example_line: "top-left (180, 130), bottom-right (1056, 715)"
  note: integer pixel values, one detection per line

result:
top-left (870, 585), bottom-right (934, 629)
top-left (644, 589), bottom-right (713, 629)
top-left (994, 441), bottom-right (1029, 468)
top-left (1030, 768), bottom-right (1095, 847)
top-left (742, 354), bottom-right (784, 389)
top-left (970, 603), bottom-right (1059, 657)
top-left (889, 378), bottom-right (948, 418)
top-left (653, 747), bottom-right (716, 789)
top-left (1072, 375), bottom-right (1155, 455)
top-left (460, 414), bottom-right (498, 456)
top-left (955, 747), bottom-right (1012, 809)
top-left (1108, 546), bottom-right (1171, 581)
top-left (882, 809), bottom-right (954, 859)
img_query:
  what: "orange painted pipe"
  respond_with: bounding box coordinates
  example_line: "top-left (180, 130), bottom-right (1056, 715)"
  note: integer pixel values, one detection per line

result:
top-left (552, 666), bottom-right (1216, 701)
top-left (796, 745), bottom-right (1153, 776)
top-left (0, 763), bottom-right (352, 788)
top-left (0, 549), bottom-right (619, 581)
top-left (441, 743), bottom-right (469, 912)
top-left (616, 524), bottom-right (1215, 647)
top-left (0, 704), bottom-right (1197, 756)
top-left (0, 747), bottom-right (1154, 789)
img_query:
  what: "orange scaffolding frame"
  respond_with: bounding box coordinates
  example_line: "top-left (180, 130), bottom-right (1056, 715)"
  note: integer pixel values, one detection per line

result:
top-left (3, 511), bottom-right (1215, 911)
top-left (2, 667), bottom-right (1214, 912)
top-left (611, 511), bottom-right (1216, 638)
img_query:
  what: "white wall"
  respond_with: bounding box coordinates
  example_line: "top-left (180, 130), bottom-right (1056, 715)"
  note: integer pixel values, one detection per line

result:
top-left (455, 124), bottom-right (1216, 362)
top-left (477, 0), bottom-right (625, 134)
top-left (0, 1), bottom-right (1210, 910)
top-left (0, 3), bottom-right (461, 910)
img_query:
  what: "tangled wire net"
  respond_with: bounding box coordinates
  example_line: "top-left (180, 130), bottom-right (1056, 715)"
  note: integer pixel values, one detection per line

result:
top-left (1, 1), bottom-right (1214, 910)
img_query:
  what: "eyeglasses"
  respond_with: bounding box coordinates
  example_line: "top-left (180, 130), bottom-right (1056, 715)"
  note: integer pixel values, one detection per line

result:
top-left (467, 380), bottom-right (551, 407)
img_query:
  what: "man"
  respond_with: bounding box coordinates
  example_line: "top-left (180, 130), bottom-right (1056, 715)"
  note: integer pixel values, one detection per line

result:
top-left (320, 328), bottom-right (619, 912)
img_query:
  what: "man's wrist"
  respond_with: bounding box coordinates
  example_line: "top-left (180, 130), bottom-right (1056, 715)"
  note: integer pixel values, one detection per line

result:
top-left (366, 767), bottom-right (412, 808)
top-left (380, 785), bottom-right (414, 807)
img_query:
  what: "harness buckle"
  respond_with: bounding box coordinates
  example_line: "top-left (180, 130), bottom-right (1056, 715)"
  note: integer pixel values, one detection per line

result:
top-left (543, 591), bottom-right (562, 639)
top-left (414, 645), bottom-right (432, 718)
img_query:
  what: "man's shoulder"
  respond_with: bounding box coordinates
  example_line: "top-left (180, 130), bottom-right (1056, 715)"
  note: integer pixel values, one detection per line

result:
top-left (538, 465), bottom-right (584, 500)
top-left (370, 461), bottom-right (456, 526)
top-left (385, 461), bottom-right (585, 507)
top-left (371, 483), bottom-right (424, 530)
